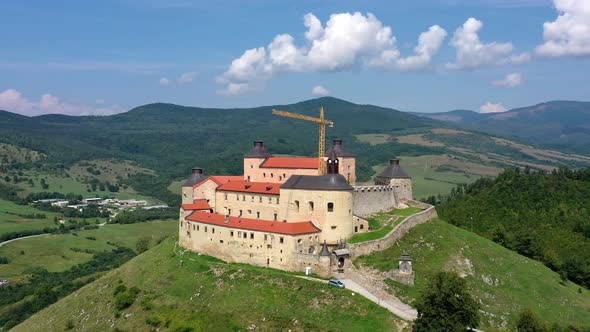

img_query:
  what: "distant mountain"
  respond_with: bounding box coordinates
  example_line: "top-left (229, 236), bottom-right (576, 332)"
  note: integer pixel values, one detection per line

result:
top-left (414, 101), bottom-right (590, 153)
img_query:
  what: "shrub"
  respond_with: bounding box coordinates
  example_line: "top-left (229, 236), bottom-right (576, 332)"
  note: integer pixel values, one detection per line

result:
top-left (0, 256), bottom-right (8, 264)
top-left (145, 316), bottom-right (161, 327)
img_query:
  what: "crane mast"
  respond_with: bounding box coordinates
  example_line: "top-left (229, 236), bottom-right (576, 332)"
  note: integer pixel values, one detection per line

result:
top-left (271, 107), bottom-right (334, 175)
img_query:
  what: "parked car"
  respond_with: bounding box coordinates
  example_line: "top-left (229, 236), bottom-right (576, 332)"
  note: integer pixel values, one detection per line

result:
top-left (328, 279), bottom-right (345, 289)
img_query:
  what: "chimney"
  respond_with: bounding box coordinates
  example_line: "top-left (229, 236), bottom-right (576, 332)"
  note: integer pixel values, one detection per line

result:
top-left (253, 140), bottom-right (264, 148)
top-left (192, 167), bottom-right (203, 175)
top-left (389, 159), bottom-right (400, 165)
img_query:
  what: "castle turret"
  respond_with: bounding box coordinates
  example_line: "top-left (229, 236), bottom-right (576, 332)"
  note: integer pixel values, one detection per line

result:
top-left (375, 158), bottom-right (413, 201)
top-left (327, 138), bottom-right (355, 184)
top-left (326, 150), bottom-right (339, 175)
top-left (182, 167), bottom-right (207, 204)
top-left (244, 140), bottom-right (272, 182)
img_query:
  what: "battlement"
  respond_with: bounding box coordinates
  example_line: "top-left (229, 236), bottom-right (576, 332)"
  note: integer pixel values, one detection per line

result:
top-left (353, 185), bottom-right (396, 193)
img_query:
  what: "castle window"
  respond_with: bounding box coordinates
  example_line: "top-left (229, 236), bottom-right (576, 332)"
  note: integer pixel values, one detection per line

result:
top-left (220, 240), bottom-right (224, 244)
top-left (205, 226), bottom-right (208, 232)
top-left (331, 226), bottom-right (337, 230)
top-left (308, 246), bottom-right (316, 254)
top-left (271, 173), bottom-right (274, 178)
top-left (197, 225), bottom-right (199, 231)
top-left (283, 173), bottom-right (286, 178)
top-left (280, 237), bottom-right (284, 244)
top-left (228, 208), bottom-right (231, 215)
top-left (236, 194), bottom-right (239, 201)
top-left (264, 234), bottom-right (267, 241)
top-left (267, 244), bottom-right (272, 249)
top-left (181, 221), bottom-right (183, 227)
top-left (355, 226), bottom-right (358, 232)
top-left (243, 195), bottom-right (245, 201)
top-left (276, 198), bottom-right (279, 204)
top-left (239, 210), bottom-right (243, 217)
top-left (360, 224), bottom-right (364, 230)
top-left (248, 209), bottom-right (252, 214)
top-left (231, 231), bottom-right (234, 237)
top-left (327, 202), bottom-right (334, 212)
top-left (297, 239), bottom-right (302, 244)
top-left (247, 176), bottom-right (250, 182)
top-left (259, 196), bottom-right (262, 203)
top-left (309, 201), bottom-right (314, 212)
top-left (243, 232), bottom-right (247, 239)
top-left (250, 233), bottom-right (254, 239)
top-left (212, 228), bottom-right (215, 234)
top-left (183, 194), bottom-right (187, 198)
top-left (224, 193), bottom-right (227, 200)
top-left (294, 200), bottom-right (300, 212)
top-left (257, 212), bottom-right (260, 219)
top-left (193, 225), bottom-right (195, 231)
top-left (251, 196), bottom-right (254, 202)
top-left (263, 173), bottom-right (266, 177)
top-left (251, 165), bottom-right (253, 168)
top-left (269, 197), bottom-right (272, 203)
top-left (273, 213), bottom-right (277, 221)
top-left (279, 176), bottom-right (282, 181)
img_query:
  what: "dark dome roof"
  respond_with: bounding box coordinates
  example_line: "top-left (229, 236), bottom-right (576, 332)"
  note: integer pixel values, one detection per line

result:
top-left (281, 174), bottom-right (353, 191)
top-left (183, 167), bottom-right (208, 187)
top-left (245, 140), bottom-right (272, 158)
top-left (376, 159), bottom-right (411, 179)
top-left (326, 138), bottom-right (355, 157)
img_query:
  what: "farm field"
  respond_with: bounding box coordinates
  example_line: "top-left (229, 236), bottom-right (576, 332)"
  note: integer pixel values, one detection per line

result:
top-left (0, 199), bottom-right (60, 236)
top-left (0, 219), bottom-right (177, 281)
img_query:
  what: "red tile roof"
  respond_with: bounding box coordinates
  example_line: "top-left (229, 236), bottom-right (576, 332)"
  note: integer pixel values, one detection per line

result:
top-left (260, 157), bottom-right (319, 169)
top-left (192, 176), bottom-right (243, 189)
top-left (181, 199), bottom-right (211, 211)
top-left (186, 211), bottom-right (321, 235)
top-left (217, 181), bottom-right (280, 195)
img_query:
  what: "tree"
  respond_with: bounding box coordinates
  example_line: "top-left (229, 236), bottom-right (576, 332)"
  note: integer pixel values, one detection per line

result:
top-left (136, 237), bottom-right (151, 253)
top-left (414, 271), bottom-right (479, 332)
top-left (515, 309), bottom-right (546, 332)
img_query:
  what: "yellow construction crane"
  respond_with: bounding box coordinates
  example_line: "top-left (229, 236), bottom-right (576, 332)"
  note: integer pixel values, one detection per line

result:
top-left (272, 107), bottom-right (334, 175)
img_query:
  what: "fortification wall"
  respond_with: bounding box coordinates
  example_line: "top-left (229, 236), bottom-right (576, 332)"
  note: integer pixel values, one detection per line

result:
top-left (349, 203), bottom-right (437, 257)
top-left (352, 185), bottom-right (400, 217)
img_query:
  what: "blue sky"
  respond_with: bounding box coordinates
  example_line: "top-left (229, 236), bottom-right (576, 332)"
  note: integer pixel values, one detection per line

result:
top-left (0, 0), bottom-right (589, 116)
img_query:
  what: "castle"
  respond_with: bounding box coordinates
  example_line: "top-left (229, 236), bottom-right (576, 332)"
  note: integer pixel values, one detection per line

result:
top-left (179, 139), bottom-right (412, 276)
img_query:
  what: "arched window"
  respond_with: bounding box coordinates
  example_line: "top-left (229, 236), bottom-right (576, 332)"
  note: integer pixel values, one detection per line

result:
top-left (294, 200), bottom-right (300, 212)
top-left (327, 202), bottom-right (334, 212)
top-left (309, 201), bottom-right (314, 212)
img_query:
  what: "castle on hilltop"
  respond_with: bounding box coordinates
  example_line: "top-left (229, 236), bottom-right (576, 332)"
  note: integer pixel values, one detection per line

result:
top-left (179, 139), bottom-right (412, 276)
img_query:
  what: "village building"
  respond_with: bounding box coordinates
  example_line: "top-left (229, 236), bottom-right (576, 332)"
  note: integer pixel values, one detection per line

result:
top-left (179, 139), bottom-right (413, 276)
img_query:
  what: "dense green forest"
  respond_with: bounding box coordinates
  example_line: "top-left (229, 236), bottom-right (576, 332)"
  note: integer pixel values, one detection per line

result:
top-left (436, 167), bottom-right (590, 288)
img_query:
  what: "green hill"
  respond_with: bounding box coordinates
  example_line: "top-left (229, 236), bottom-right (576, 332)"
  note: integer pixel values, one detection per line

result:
top-left (414, 101), bottom-right (590, 154)
top-left (355, 219), bottom-right (590, 331)
top-left (13, 237), bottom-right (408, 332)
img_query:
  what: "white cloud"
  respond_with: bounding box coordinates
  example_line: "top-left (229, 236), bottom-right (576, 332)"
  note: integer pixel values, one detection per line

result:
top-left (159, 71), bottom-right (197, 86)
top-left (95, 99), bottom-right (105, 104)
top-left (447, 18), bottom-right (530, 70)
top-left (178, 71), bottom-right (197, 84)
top-left (0, 88), bottom-right (124, 116)
top-left (493, 72), bottom-right (523, 87)
top-left (217, 12), bottom-right (447, 95)
top-left (311, 86), bottom-right (330, 96)
top-left (536, 0), bottom-right (590, 57)
top-left (479, 102), bottom-right (507, 113)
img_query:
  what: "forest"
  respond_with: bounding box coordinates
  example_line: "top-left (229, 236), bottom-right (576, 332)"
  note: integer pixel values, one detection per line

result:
top-left (436, 167), bottom-right (590, 288)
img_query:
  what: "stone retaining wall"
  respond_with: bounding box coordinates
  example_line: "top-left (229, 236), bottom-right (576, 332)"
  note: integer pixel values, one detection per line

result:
top-left (352, 185), bottom-right (400, 217)
top-left (349, 202), bottom-right (437, 258)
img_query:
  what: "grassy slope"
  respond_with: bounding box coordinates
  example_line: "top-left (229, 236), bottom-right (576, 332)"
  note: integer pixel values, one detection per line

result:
top-left (349, 207), bottom-right (423, 244)
top-left (355, 219), bottom-right (590, 331)
top-left (0, 220), bottom-right (177, 281)
top-left (14, 238), bottom-right (407, 332)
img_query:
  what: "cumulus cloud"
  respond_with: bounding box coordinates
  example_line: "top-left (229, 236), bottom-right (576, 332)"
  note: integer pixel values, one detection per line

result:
top-left (480, 102), bottom-right (507, 113)
top-left (159, 71), bottom-right (197, 86)
top-left (217, 12), bottom-right (447, 95)
top-left (493, 72), bottom-right (523, 87)
top-left (536, 0), bottom-right (590, 57)
top-left (311, 86), bottom-right (330, 96)
top-left (0, 88), bottom-right (124, 116)
top-left (447, 18), bottom-right (530, 70)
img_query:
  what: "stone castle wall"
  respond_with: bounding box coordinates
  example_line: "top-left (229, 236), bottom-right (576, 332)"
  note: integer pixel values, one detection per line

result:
top-left (349, 202), bottom-right (437, 257)
top-left (352, 185), bottom-right (401, 218)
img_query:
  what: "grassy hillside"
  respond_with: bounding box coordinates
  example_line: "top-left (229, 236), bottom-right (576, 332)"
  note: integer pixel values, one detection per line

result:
top-left (355, 219), bottom-right (590, 331)
top-left (14, 237), bottom-right (408, 332)
top-left (0, 219), bottom-right (177, 282)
